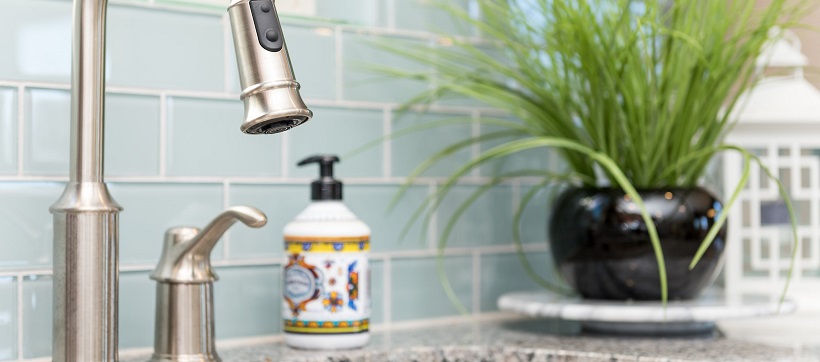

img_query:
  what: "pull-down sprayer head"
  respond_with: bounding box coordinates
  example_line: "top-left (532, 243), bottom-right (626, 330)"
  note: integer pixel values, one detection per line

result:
top-left (228, 0), bottom-right (313, 134)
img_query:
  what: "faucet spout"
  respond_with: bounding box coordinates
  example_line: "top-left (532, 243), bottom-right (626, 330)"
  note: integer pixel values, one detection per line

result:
top-left (150, 206), bottom-right (268, 284)
top-left (186, 206), bottom-right (267, 260)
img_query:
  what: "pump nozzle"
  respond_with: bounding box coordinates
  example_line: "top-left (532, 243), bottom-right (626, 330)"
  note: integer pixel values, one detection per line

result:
top-left (298, 155), bottom-right (342, 200)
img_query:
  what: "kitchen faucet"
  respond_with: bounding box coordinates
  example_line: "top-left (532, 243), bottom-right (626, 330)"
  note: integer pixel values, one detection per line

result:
top-left (49, 0), bottom-right (310, 360)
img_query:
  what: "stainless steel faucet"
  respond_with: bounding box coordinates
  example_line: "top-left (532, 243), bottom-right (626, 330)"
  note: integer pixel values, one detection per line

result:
top-left (150, 206), bottom-right (267, 362)
top-left (50, 0), bottom-right (310, 360)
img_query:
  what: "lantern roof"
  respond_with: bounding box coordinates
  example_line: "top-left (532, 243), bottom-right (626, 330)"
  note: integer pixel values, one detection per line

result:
top-left (730, 30), bottom-right (820, 124)
top-left (756, 34), bottom-right (809, 68)
top-left (731, 76), bottom-right (820, 124)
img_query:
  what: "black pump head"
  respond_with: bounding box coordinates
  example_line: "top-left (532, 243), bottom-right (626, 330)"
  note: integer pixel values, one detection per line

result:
top-left (298, 155), bottom-right (342, 200)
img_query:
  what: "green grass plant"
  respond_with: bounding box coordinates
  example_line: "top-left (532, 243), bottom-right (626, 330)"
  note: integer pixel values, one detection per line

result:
top-left (371, 0), bottom-right (809, 309)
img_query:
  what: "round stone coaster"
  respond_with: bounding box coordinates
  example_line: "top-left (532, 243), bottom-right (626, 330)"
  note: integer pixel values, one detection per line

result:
top-left (498, 289), bottom-right (796, 336)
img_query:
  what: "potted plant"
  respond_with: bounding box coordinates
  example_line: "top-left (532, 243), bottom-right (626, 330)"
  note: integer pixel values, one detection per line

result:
top-left (377, 0), bottom-right (806, 306)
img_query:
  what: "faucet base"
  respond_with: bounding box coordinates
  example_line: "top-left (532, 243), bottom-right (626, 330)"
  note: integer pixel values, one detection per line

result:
top-left (150, 354), bottom-right (223, 362)
top-left (52, 210), bottom-right (119, 362)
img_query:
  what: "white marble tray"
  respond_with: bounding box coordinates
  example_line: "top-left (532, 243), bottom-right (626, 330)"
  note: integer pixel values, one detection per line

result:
top-left (498, 289), bottom-right (797, 335)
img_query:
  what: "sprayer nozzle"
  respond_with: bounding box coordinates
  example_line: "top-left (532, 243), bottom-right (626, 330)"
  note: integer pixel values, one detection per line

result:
top-left (242, 115), bottom-right (310, 135)
top-left (229, 0), bottom-right (312, 136)
top-left (238, 81), bottom-right (313, 135)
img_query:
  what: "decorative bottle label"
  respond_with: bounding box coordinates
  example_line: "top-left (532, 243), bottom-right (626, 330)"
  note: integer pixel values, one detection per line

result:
top-left (282, 235), bottom-right (370, 335)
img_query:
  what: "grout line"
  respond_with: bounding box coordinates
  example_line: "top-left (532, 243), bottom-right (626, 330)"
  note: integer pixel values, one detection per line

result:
top-left (159, 94), bottom-right (168, 177)
top-left (471, 110), bottom-right (480, 178)
top-left (511, 179), bottom-right (521, 222)
top-left (222, 14), bottom-right (233, 94)
top-left (281, 131), bottom-right (289, 177)
top-left (16, 85), bottom-right (24, 177)
top-left (0, 244), bottom-right (548, 277)
top-left (382, 106), bottom-right (392, 179)
top-left (0, 80), bottom-right (506, 116)
top-left (0, 81), bottom-right (68, 90)
top-left (427, 181), bottom-right (439, 250)
top-left (0, 174), bottom-right (549, 186)
top-left (335, 26), bottom-right (344, 102)
top-left (222, 180), bottom-right (231, 259)
top-left (16, 273), bottom-right (23, 362)
top-left (472, 250), bottom-right (480, 315)
top-left (107, 0), bottom-right (490, 44)
top-left (386, 0), bottom-right (397, 30)
top-left (383, 256), bottom-right (392, 326)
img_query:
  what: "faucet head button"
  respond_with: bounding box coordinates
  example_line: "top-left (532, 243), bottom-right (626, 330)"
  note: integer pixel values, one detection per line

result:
top-left (260, 2), bottom-right (271, 12)
top-left (265, 29), bottom-right (279, 42)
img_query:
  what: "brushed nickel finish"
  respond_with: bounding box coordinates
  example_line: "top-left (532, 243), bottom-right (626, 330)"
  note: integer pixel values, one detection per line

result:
top-left (54, 0), bottom-right (303, 359)
top-left (228, 0), bottom-right (313, 134)
top-left (50, 0), bottom-right (122, 360)
top-left (150, 207), bottom-right (267, 362)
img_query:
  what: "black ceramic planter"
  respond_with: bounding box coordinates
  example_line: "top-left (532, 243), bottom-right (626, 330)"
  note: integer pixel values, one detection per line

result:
top-left (548, 187), bottom-right (727, 300)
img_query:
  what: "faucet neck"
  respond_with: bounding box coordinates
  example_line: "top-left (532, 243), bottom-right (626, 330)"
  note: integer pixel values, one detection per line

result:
top-left (71, 0), bottom-right (109, 183)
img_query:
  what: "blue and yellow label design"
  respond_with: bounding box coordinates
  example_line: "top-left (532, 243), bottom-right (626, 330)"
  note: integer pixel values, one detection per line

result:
top-left (283, 235), bottom-right (370, 335)
top-left (285, 235), bottom-right (370, 253)
top-left (284, 318), bottom-right (369, 334)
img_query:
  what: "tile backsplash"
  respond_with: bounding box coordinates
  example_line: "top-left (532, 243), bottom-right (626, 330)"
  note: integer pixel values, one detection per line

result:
top-left (0, 0), bottom-right (551, 359)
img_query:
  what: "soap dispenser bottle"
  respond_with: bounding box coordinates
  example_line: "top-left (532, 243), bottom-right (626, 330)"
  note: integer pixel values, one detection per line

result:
top-left (282, 155), bottom-right (371, 350)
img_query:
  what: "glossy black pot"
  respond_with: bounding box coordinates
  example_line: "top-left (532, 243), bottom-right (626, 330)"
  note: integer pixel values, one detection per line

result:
top-left (548, 187), bottom-right (727, 300)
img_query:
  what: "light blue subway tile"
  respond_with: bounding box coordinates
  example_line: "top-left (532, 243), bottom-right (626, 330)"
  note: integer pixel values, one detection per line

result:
top-left (287, 107), bottom-right (383, 178)
top-left (0, 88), bottom-right (17, 175)
top-left (106, 94), bottom-right (162, 176)
top-left (315, 0), bottom-right (383, 26)
top-left (0, 277), bottom-right (17, 360)
top-left (106, 5), bottom-right (224, 91)
top-left (119, 271), bottom-right (154, 349)
top-left (228, 184), bottom-right (305, 259)
top-left (226, 24), bottom-right (337, 100)
top-left (214, 265), bottom-right (281, 339)
top-left (479, 252), bottom-right (555, 312)
top-left (24, 88), bottom-right (69, 176)
top-left (369, 260), bottom-right (384, 324)
top-left (433, 45), bottom-right (508, 108)
top-left (394, 0), bottom-right (475, 36)
top-left (283, 25), bottom-right (337, 100)
top-left (21, 274), bottom-right (167, 355)
top-left (436, 184), bottom-right (513, 247)
top-left (346, 185), bottom-right (429, 251)
top-left (479, 122), bottom-right (550, 178)
top-left (479, 147), bottom-right (551, 177)
top-left (225, 34), bottom-right (240, 95)
top-left (108, 182), bottom-right (224, 264)
top-left (391, 112), bottom-right (472, 177)
top-left (22, 275), bottom-right (50, 359)
top-left (520, 185), bottom-right (552, 244)
top-left (166, 97), bottom-right (282, 177)
top-left (342, 32), bottom-right (431, 103)
top-left (24, 89), bottom-right (161, 177)
top-left (0, 0), bottom-right (71, 83)
top-left (392, 256), bottom-right (472, 321)
top-left (0, 182), bottom-right (62, 268)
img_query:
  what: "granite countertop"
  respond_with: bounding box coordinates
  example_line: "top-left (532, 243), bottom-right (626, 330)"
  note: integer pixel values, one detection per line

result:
top-left (133, 318), bottom-right (818, 362)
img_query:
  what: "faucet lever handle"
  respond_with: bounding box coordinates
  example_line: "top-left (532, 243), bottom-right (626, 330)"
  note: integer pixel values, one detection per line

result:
top-left (150, 206), bottom-right (268, 283)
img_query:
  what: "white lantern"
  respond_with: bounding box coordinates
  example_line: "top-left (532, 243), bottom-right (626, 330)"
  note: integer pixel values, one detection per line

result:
top-left (721, 29), bottom-right (820, 342)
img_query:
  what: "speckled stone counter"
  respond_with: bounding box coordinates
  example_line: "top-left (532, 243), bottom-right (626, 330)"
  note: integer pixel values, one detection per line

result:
top-left (126, 319), bottom-right (819, 362)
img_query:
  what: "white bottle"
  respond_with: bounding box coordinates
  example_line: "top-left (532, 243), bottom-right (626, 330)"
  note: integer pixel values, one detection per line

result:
top-left (282, 155), bottom-right (371, 350)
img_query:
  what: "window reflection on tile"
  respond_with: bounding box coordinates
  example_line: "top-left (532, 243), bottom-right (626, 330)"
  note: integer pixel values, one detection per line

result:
top-left (0, 88), bottom-right (17, 175)
top-left (0, 277), bottom-right (16, 360)
top-left (22, 275), bottom-right (50, 359)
